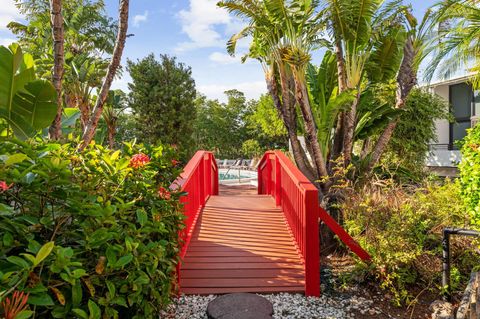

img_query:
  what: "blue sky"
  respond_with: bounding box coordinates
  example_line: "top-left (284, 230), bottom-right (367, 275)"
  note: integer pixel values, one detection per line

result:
top-left (0, 0), bottom-right (438, 102)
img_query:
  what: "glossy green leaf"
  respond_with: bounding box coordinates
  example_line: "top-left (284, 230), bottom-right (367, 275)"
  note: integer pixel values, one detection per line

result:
top-left (115, 254), bottom-right (133, 268)
top-left (28, 293), bottom-right (54, 306)
top-left (72, 308), bottom-right (88, 319)
top-left (136, 210), bottom-right (147, 226)
top-left (14, 310), bottom-right (34, 319)
top-left (34, 241), bottom-right (54, 266)
top-left (4, 153), bottom-right (28, 166)
top-left (88, 299), bottom-right (101, 319)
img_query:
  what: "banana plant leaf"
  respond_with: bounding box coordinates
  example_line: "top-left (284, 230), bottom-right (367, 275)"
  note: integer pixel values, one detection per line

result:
top-left (0, 44), bottom-right (57, 140)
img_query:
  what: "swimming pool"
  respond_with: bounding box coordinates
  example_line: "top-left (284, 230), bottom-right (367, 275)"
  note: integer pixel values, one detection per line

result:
top-left (218, 168), bottom-right (257, 186)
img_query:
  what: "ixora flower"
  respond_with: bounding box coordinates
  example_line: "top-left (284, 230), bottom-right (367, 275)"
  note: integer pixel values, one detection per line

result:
top-left (171, 159), bottom-right (179, 166)
top-left (129, 153), bottom-right (150, 168)
top-left (0, 181), bottom-right (13, 192)
top-left (158, 186), bottom-right (171, 200)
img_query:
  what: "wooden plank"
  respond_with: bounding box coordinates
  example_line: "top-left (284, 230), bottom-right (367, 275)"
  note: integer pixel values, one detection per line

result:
top-left (181, 268), bottom-right (304, 279)
top-left (188, 240), bottom-right (297, 249)
top-left (186, 245), bottom-right (299, 254)
top-left (182, 278), bottom-right (305, 288)
top-left (192, 236), bottom-right (293, 245)
top-left (181, 286), bottom-right (304, 295)
top-left (183, 256), bottom-right (301, 263)
top-left (182, 262), bottom-right (303, 270)
top-left (185, 250), bottom-right (299, 258)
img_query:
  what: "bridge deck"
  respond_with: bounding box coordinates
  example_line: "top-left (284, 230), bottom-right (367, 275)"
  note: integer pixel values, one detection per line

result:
top-left (181, 185), bottom-right (305, 295)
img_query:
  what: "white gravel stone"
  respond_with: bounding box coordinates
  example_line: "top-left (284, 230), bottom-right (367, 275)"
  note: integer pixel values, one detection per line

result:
top-left (164, 292), bottom-right (378, 319)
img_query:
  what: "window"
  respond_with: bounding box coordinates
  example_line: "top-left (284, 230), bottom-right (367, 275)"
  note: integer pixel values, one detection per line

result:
top-left (449, 83), bottom-right (472, 149)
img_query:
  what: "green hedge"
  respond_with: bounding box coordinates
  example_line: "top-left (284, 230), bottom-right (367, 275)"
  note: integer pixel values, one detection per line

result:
top-left (0, 139), bottom-right (184, 318)
top-left (459, 124), bottom-right (480, 226)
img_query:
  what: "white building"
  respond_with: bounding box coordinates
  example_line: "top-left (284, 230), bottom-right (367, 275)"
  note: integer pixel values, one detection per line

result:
top-left (428, 74), bottom-right (479, 175)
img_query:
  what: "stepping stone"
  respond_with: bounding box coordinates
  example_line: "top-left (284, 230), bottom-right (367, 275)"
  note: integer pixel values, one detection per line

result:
top-left (207, 293), bottom-right (273, 319)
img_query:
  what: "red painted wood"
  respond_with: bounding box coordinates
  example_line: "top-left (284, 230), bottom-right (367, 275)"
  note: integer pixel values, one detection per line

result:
top-left (257, 150), bottom-right (372, 296)
top-left (258, 151), bottom-right (320, 296)
top-left (180, 185), bottom-right (306, 295)
top-left (171, 151), bottom-right (218, 288)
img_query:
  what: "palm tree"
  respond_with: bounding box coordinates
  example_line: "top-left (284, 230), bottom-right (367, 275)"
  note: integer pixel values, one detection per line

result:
top-left (366, 7), bottom-right (433, 173)
top-left (425, 0), bottom-right (480, 88)
top-left (80, 0), bottom-right (129, 151)
top-left (219, 0), bottom-right (319, 182)
top-left (48, 0), bottom-right (64, 140)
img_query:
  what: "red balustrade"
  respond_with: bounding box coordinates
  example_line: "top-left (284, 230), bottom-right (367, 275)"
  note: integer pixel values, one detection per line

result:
top-left (258, 151), bottom-right (320, 296)
top-left (171, 151), bottom-right (219, 259)
top-left (258, 151), bottom-right (371, 297)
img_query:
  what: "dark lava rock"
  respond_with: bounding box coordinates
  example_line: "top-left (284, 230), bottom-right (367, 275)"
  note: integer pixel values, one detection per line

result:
top-left (207, 293), bottom-right (273, 319)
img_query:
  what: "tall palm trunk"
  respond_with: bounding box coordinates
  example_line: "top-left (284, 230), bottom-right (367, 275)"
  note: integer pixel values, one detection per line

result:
top-left (292, 68), bottom-right (329, 179)
top-left (107, 122), bottom-right (116, 149)
top-left (367, 36), bottom-right (417, 173)
top-left (48, 0), bottom-right (64, 140)
top-left (342, 90), bottom-right (361, 164)
top-left (80, 0), bottom-right (129, 151)
top-left (330, 39), bottom-right (348, 165)
top-left (265, 71), bottom-right (316, 182)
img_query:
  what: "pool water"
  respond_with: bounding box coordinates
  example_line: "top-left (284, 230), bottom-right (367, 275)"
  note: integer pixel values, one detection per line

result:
top-left (219, 172), bottom-right (250, 180)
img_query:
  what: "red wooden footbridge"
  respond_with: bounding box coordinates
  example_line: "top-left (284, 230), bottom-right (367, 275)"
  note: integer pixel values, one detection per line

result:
top-left (173, 150), bottom-right (371, 296)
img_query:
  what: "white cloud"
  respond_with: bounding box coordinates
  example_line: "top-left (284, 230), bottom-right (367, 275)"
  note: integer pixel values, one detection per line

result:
top-left (133, 11), bottom-right (148, 28)
top-left (209, 52), bottom-right (239, 65)
top-left (198, 81), bottom-right (266, 102)
top-left (0, 1), bottom-right (22, 30)
top-left (176, 0), bottom-right (243, 52)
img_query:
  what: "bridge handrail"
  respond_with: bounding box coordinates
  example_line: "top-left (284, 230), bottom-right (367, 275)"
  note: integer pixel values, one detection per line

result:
top-left (257, 150), bottom-right (320, 296)
top-left (172, 151), bottom-right (218, 259)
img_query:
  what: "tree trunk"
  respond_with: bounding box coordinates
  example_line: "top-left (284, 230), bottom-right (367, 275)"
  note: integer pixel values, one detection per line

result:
top-left (292, 69), bottom-right (329, 179)
top-left (330, 39), bottom-right (348, 165)
top-left (265, 70), bottom-right (316, 182)
top-left (334, 39), bottom-right (347, 93)
top-left (79, 0), bottom-right (129, 151)
top-left (366, 36), bottom-right (417, 173)
top-left (342, 90), bottom-right (361, 164)
top-left (48, 0), bottom-right (64, 140)
top-left (108, 122), bottom-right (116, 149)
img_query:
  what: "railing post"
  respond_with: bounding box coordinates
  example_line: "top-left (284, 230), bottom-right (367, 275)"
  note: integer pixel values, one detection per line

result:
top-left (199, 158), bottom-right (205, 205)
top-left (205, 155), bottom-right (211, 197)
top-left (304, 189), bottom-right (320, 297)
top-left (258, 161), bottom-right (263, 195)
top-left (275, 155), bottom-right (281, 206)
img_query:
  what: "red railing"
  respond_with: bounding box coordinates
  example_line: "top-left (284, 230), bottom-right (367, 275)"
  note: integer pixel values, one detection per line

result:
top-left (258, 151), bottom-right (371, 297)
top-left (172, 151), bottom-right (219, 259)
top-left (258, 151), bottom-right (320, 296)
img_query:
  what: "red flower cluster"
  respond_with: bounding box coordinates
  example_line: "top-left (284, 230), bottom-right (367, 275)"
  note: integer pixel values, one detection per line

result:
top-left (0, 181), bottom-right (13, 192)
top-left (1, 291), bottom-right (29, 319)
top-left (129, 153), bottom-right (150, 168)
top-left (171, 159), bottom-right (179, 166)
top-left (158, 186), bottom-right (171, 200)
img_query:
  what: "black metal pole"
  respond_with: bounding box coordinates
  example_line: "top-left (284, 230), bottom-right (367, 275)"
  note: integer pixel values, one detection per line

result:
top-left (442, 229), bottom-right (451, 301)
top-left (442, 227), bottom-right (480, 301)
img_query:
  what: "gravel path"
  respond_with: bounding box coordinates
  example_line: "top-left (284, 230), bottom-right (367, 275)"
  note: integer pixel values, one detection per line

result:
top-left (161, 292), bottom-right (383, 319)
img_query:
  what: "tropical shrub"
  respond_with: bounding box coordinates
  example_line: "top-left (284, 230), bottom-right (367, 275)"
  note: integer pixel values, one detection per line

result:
top-left (0, 139), bottom-right (183, 318)
top-left (381, 88), bottom-right (451, 180)
top-left (459, 124), bottom-right (480, 226)
top-left (342, 180), bottom-right (478, 305)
